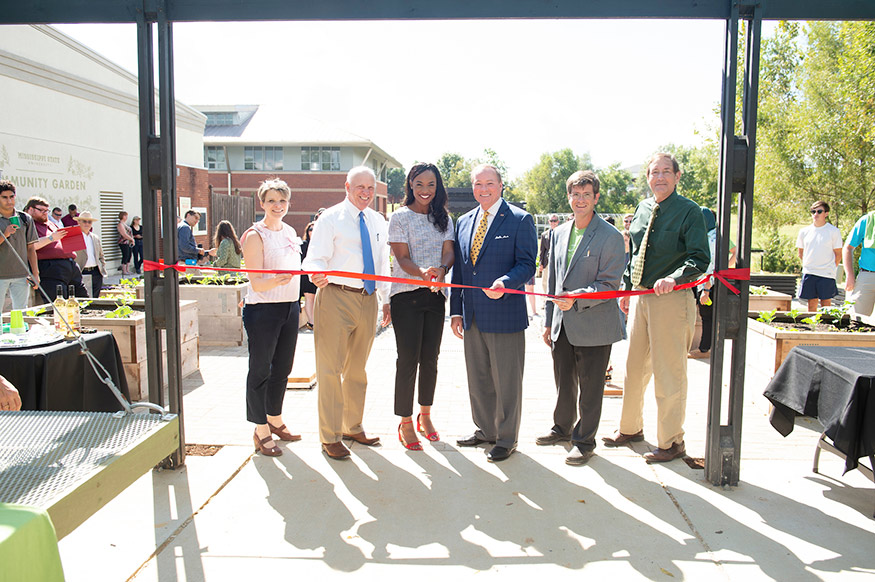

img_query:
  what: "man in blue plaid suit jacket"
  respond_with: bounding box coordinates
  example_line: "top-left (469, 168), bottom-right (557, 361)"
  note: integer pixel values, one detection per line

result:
top-left (450, 164), bottom-right (537, 462)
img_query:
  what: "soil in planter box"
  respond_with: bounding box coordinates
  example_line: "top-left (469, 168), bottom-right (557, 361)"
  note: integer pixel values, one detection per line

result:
top-left (754, 315), bottom-right (875, 334)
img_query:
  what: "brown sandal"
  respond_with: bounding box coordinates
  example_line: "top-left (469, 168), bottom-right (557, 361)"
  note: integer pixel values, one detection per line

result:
top-left (253, 430), bottom-right (282, 456)
top-left (268, 422), bottom-right (302, 442)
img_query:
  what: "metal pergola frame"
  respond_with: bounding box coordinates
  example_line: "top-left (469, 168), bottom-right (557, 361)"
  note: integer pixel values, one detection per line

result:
top-left (4, 0), bottom-right (874, 482)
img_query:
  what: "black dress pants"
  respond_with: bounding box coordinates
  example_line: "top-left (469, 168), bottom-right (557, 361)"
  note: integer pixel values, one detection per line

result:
top-left (38, 258), bottom-right (87, 302)
top-left (81, 267), bottom-right (104, 298)
top-left (242, 301), bottom-right (300, 424)
top-left (694, 288), bottom-right (714, 352)
top-left (551, 325), bottom-right (612, 452)
top-left (390, 288), bottom-right (446, 417)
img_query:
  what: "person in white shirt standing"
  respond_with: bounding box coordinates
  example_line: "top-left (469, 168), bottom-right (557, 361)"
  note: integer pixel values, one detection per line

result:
top-left (302, 166), bottom-right (391, 460)
top-left (241, 179), bottom-right (302, 457)
top-left (73, 211), bottom-right (107, 298)
top-left (796, 200), bottom-right (844, 312)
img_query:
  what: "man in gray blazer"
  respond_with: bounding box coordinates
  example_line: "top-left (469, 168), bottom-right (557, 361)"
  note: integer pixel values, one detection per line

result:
top-left (540, 170), bottom-right (626, 465)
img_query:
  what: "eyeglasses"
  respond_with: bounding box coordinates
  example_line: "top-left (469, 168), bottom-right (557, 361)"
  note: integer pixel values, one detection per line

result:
top-left (549, 219), bottom-right (558, 223)
top-left (80, 220), bottom-right (93, 224)
top-left (569, 192), bottom-right (595, 200)
top-left (811, 209), bottom-right (825, 215)
top-left (649, 170), bottom-right (676, 178)
top-left (33, 207), bottom-right (49, 213)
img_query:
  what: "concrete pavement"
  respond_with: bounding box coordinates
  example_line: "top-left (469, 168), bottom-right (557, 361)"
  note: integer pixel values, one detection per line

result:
top-left (56, 294), bottom-right (875, 581)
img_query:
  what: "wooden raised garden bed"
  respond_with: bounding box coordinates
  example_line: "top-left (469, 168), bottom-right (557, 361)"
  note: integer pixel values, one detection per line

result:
top-left (747, 311), bottom-right (875, 375)
top-left (12, 298), bottom-right (199, 401)
top-left (136, 274), bottom-right (248, 346)
top-left (748, 287), bottom-right (793, 312)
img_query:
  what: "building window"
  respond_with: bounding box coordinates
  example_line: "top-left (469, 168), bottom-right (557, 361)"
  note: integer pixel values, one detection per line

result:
top-left (205, 112), bottom-right (236, 126)
top-left (301, 146), bottom-right (340, 171)
top-left (244, 146), bottom-right (283, 171)
top-left (204, 146), bottom-right (226, 170)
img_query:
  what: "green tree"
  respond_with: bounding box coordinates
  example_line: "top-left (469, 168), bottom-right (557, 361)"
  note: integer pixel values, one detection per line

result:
top-left (754, 21), bottom-right (875, 231)
top-left (436, 152), bottom-right (472, 188)
top-left (594, 163), bottom-right (638, 215)
top-left (386, 167), bottom-right (406, 203)
top-left (521, 148), bottom-right (592, 214)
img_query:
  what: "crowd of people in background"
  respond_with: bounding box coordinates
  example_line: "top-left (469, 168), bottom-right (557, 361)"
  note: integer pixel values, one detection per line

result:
top-left (4, 150), bottom-right (875, 467)
top-left (0, 180), bottom-right (147, 304)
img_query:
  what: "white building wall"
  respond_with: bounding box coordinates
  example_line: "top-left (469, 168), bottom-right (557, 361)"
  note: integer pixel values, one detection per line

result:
top-left (0, 24), bottom-right (205, 247)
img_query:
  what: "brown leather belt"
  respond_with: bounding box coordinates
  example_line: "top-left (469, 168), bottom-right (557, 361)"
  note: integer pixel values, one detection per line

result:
top-left (328, 282), bottom-right (369, 295)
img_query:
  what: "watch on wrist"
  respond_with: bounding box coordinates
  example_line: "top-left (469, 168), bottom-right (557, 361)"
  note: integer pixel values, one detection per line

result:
top-left (439, 264), bottom-right (449, 272)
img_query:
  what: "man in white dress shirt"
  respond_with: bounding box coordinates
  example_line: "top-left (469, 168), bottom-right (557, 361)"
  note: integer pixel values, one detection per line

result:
top-left (303, 166), bottom-right (391, 460)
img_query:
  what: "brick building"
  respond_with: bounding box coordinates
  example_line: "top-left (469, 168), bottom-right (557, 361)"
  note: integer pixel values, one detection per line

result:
top-left (196, 104), bottom-right (402, 234)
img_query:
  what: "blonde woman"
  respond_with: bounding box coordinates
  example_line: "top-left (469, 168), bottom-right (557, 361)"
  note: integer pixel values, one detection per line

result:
top-left (242, 179), bottom-right (302, 456)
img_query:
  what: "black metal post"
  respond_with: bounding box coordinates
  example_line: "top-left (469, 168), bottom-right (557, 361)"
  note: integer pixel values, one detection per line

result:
top-left (156, 0), bottom-right (185, 468)
top-left (137, 6), bottom-right (165, 412)
top-left (706, 0), bottom-right (761, 486)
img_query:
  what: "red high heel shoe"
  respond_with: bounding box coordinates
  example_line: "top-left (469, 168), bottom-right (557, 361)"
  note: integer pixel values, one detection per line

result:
top-left (398, 420), bottom-right (422, 451)
top-left (417, 412), bottom-right (440, 442)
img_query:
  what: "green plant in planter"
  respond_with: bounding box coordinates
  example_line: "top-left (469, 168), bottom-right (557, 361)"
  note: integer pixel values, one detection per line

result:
top-left (106, 294), bottom-right (135, 319)
top-left (757, 309), bottom-right (777, 324)
top-left (787, 307), bottom-right (801, 323)
top-left (801, 312), bottom-right (822, 327)
top-left (749, 285), bottom-right (769, 296)
top-left (118, 278), bottom-right (139, 289)
top-left (819, 303), bottom-right (852, 320)
top-left (184, 272), bottom-right (194, 284)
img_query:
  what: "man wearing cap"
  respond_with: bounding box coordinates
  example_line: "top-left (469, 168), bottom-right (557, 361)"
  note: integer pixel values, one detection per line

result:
top-left (603, 152), bottom-right (709, 463)
top-left (74, 211), bottom-right (107, 298)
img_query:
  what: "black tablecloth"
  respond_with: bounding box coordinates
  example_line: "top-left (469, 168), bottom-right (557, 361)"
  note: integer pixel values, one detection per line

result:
top-left (764, 345), bottom-right (875, 473)
top-left (0, 331), bottom-right (130, 412)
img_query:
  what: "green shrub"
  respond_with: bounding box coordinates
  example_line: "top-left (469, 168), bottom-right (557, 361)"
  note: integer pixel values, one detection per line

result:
top-left (761, 227), bottom-right (800, 274)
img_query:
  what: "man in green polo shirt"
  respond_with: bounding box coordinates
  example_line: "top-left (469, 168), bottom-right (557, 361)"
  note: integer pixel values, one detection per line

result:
top-left (602, 152), bottom-right (710, 463)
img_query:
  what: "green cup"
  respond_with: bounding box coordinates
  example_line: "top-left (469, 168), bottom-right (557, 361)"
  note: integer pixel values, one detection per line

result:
top-left (9, 310), bottom-right (25, 334)
top-left (9, 215), bottom-right (20, 228)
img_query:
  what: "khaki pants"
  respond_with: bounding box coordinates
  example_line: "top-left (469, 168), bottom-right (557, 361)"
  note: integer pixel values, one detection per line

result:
top-left (314, 284), bottom-right (378, 443)
top-left (620, 289), bottom-right (696, 449)
top-left (848, 270), bottom-right (875, 317)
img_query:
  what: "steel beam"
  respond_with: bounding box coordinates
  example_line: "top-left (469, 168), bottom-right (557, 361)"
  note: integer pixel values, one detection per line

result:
top-left (156, 0), bottom-right (185, 469)
top-left (137, 0), bottom-right (185, 469)
top-left (705, 1), bottom-right (761, 487)
top-left (4, 0), bottom-right (875, 25)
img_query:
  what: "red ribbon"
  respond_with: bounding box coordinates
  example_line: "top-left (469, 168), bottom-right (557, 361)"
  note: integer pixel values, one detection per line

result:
top-left (143, 260), bottom-right (750, 301)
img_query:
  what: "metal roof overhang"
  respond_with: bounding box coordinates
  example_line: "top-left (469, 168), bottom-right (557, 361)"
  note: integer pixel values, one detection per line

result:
top-left (3, 0), bottom-right (875, 24)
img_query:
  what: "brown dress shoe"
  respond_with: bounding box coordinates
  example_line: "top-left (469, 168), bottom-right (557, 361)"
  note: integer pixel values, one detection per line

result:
top-left (342, 431), bottom-right (381, 446)
top-left (602, 429), bottom-right (645, 447)
top-left (268, 422), bottom-right (302, 442)
top-left (644, 441), bottom-right (686, 463)
top-left (322, 441), bottom-right (351, 460)
top-left (688, 350), bottom-right (710, 359)
top-left (535, 431), bottom-right (571, 446)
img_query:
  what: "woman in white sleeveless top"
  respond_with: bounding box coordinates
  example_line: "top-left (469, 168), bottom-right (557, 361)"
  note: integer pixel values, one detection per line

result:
top-left (241, 179), bottom-right (302, 457)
